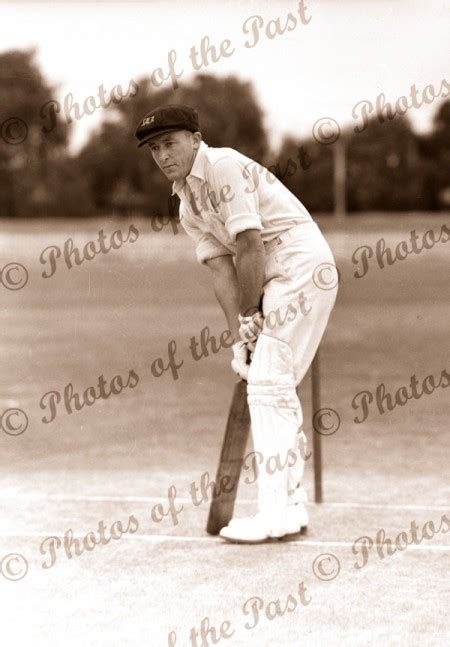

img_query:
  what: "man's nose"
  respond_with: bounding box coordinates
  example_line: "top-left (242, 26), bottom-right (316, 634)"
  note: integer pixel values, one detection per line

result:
top-left (159, 148), bottom-right (170, 162)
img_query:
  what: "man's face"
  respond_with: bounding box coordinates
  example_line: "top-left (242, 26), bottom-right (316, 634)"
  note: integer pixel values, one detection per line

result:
top-left (147, 130), bottom-right (201, 182)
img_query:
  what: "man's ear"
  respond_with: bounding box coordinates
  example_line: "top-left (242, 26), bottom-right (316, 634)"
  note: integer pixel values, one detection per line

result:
top-left (192, 131), bottom-right (202, 149)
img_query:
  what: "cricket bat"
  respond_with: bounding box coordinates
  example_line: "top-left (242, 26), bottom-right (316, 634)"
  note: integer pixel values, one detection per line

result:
top-left (206, 378), bottom-right (251, 535)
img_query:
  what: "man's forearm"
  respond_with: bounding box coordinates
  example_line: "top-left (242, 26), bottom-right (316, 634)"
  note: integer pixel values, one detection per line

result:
top-left (207, 256), bottom-right (241, 341)
top-left (235, 240), bottom-right (266, 316)
top-left (205, 229), bottom-right (266, 341)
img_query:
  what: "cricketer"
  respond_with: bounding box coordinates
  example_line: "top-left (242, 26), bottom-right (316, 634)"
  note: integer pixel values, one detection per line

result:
top-left (135, 104), bottom-right (338, 543)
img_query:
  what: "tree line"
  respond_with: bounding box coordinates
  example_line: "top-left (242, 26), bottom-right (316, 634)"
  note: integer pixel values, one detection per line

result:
top-left (1, 49), bottom-right (449, 219)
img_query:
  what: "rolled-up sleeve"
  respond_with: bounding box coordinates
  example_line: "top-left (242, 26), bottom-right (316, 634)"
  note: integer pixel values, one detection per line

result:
top-left (180, 205), bottom-right (231, 265)
top-left (210, 157), bottom-right (262, 241)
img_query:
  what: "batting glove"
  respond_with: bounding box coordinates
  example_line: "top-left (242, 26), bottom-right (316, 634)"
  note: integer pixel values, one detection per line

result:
top-left (238, 311), bottom-right (264, 351)
top-left (231, 341), bottom-right (250, 381)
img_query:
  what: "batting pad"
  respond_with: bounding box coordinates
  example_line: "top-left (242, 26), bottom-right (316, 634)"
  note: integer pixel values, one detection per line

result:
top-left (246, 335), bottom-right (305, 535)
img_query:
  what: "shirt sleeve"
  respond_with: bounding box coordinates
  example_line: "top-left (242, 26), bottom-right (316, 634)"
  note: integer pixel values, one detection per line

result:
top-left (210, 157), bottom-right (262, 242)
top-left (180, 204), bottom-right (231, 265)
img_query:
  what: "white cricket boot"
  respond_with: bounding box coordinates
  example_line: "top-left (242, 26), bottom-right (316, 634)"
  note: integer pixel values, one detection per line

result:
top-left (219, 506), bottom-right (307, 544)
top-left (224, 501), bottom-right (308, 537)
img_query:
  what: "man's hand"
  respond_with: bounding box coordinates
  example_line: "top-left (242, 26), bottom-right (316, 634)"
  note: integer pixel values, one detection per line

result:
top-left (231, 341), bottom-right (250, 380)
top-left (238, 311), bottom-right (264, 351)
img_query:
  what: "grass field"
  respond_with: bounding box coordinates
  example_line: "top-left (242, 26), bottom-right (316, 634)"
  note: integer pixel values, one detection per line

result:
top-left (0, 213), bottom-right (449, 646)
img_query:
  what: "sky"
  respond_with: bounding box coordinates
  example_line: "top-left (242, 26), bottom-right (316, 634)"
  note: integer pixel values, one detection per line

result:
top-left (1, 0), bottom-right (449, 152)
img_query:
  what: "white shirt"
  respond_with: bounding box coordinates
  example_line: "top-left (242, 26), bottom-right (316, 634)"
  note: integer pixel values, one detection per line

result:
top-left (172, 141), bottom-right (313, 265)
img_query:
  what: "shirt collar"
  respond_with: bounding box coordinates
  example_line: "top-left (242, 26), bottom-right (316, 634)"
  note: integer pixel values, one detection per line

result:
top-left (171, 141), bottom-right (208, 196)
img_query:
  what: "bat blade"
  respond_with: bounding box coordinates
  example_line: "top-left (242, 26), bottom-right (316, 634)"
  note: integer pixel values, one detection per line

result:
top-left (206, 379), bottom-right (251, 535)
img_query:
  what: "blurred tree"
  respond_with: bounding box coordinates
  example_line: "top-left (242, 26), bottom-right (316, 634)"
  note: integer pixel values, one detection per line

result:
top-left (0, 49), bottom-right (71, 216)
top-left (345, 115), bottom-right (427, 212)
top-left (417, 100), bottom-right (450, 210)
top-left (175, 75), bottom-right (268, 161)
top-left (77, 74), bottom-right (269, 214)
top-left (274, 116), bottom-right (430, 215)
top-left (274, 136), bottom-right (334, 213)
top-left (5, 47), bottom-right (445, 218)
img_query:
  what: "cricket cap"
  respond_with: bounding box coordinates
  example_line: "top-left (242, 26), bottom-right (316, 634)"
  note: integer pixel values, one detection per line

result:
top-left (135, 104), bottom-right (200, 148)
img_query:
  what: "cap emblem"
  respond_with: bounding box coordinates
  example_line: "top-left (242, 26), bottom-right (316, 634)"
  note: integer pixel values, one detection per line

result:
top-left (141, 115), bottom-right (155, 127)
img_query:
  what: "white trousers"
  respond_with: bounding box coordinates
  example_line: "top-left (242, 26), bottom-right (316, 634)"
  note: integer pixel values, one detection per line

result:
top-left (246, 221), bottom-right (338, 535)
